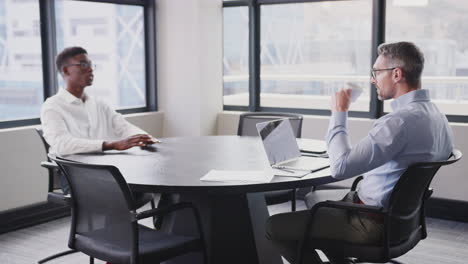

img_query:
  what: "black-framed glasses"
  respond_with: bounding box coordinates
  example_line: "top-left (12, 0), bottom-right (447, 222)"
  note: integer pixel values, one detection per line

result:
top-left (65, 61), bottom-right (96, 70)
top-left (371, 67), bottom-right (397, 79)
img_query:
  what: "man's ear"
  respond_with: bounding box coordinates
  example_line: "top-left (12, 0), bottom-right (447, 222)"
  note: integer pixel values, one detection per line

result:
top-left (393, 67), bottom-right (404, 83)
top-left (61, 66), bottom-right (69, 76)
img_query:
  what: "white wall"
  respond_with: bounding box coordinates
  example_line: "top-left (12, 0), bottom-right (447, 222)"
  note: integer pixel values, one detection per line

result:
top-left (217, 112), bottom-right (468, 201)
top-left (156, 0), bottom-right (223, 137)
top-left (0, 112), bottom-right (164, 211)
top-left (0, 127), bottom-right (47, 212)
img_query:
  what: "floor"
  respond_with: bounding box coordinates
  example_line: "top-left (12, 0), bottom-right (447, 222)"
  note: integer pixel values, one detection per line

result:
top-left (1, 200), bottom-right (468, 264)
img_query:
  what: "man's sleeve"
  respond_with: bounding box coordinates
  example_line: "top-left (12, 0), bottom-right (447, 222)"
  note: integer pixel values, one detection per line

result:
top-left (41, 108), bottom-right (103, 156)
top-left (105, 105), bottom-right (147, 138)
top-left (326, 112), bottom-right (407, 180)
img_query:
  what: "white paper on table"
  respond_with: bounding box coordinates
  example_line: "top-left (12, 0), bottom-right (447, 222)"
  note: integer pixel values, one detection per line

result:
top-left (200, 169), bottom-right (274, 183)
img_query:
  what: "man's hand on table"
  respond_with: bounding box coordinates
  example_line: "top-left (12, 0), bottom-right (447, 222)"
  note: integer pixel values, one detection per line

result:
top-left (103, 134), bottom-right (160, 151)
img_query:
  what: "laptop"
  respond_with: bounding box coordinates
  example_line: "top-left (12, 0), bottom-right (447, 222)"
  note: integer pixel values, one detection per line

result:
top-left (256, 119), bottom-right (330, 173)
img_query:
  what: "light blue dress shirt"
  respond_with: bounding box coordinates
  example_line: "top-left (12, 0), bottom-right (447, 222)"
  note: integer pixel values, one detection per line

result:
top-left (326, 89), bottom-right (454, 208)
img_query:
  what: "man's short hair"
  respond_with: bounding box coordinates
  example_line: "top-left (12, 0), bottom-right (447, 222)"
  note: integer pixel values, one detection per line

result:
top-left (56, 46), bottom-right (88, 75)
top-left (377, 41), bottom-right (424, 88)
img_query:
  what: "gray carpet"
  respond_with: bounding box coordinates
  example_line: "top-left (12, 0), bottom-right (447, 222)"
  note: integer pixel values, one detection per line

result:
top-left (1, 200), bottom-right (467, 264)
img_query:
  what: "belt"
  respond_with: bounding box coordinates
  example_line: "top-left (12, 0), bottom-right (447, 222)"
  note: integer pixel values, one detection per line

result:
top-left (355, 195), bottom-right (384, 223)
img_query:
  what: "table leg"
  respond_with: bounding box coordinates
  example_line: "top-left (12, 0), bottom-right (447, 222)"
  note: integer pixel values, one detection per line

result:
top-left (161, 192), bottom-right (283, 264)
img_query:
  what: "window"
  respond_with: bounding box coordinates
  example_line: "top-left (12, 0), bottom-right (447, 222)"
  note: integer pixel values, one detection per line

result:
top-left (259, 1), bottom-right (372, 112)
top-left (223, 6), bottom-right (249, 107)
top-left (224, 0), bottom-right (468, 121)
top-left (0, 0), bottom-right (43, 122)
top-left (386, 0), bottom-right (468, 115)
top-left (55, 0), bottom-right (146, 110)
top-left (0, 0), bottom-right (155, 128)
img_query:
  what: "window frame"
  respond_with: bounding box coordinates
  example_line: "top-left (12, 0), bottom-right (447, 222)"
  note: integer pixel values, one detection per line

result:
top-left (0, 0), bottom-right (157, 129)
top-left (223, 0), bottom-right (468, 123)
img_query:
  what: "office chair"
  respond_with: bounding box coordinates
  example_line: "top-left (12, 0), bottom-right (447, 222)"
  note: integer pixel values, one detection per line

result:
top-left (50, 155), bottom-right (208, 264)
top-left (35, 128), bottom-right (156, 264)
top-left (238, 112), bottom-right (303, 211)
top-left (35, 128), bottom-right (79, 263)
top-left (296, 149), bottom-right (462, 264)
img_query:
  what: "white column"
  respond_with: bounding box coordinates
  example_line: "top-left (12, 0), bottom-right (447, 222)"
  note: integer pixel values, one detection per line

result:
top-left (156, 0), bottom-right (223, 137)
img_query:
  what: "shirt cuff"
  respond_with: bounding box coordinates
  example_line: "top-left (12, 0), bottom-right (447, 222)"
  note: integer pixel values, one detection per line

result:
top-left (91, 140), bottom-right (105, 152)
top-left (329, 111), bottom-right (348, 130)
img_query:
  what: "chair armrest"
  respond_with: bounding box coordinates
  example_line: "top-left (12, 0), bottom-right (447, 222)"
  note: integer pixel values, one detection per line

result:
top-left (133, 202), bottom-right (196, 221)
top-left (313, 200), bottom-right (385, 215)
top-left (423, 188), bottom-right (433, 200)
top-left (41, 161), bottom-right (58, 170)
top-left (350, 175), bottom-right (364, 191)
top-left (48, 192), bottom-right (71, 206)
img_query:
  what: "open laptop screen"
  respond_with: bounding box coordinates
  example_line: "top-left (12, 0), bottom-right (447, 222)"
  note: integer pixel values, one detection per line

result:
top-left (256, 119), bottom-right (301, 166)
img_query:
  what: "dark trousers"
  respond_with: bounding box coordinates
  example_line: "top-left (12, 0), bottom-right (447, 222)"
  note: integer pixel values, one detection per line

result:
top-left (265, 191), bottom-right (383, 264)
top-left (59, 171), bottom-right (70, 195)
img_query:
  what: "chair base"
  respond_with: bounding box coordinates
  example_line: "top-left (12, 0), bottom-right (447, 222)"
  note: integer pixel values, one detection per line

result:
top-left (38, 249), bottom-right (79, 263)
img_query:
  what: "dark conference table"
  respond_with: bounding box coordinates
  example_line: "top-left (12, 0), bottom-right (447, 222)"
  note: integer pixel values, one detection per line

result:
top-left (66, 135), bottom-right (337, 264)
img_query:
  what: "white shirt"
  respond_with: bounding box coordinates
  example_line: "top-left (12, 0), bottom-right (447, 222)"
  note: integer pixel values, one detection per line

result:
top-left (41, 88), bottom-right (146, 156)
top-left (326, 89), bottom-right (454, 208)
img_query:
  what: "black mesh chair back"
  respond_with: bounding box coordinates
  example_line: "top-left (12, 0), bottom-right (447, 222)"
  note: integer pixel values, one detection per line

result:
top-left (54, 158), bottom-right (137, 262)
top-left (238, 112), bottom-right (303, 138)
top-left (35, 127), bottom-right (80, 264)
top-left (238, 112), bottom-right (303, 211)
top-left (51, 156), bottom-right (207, 264)
top-left (35, 128), bottom-right (59, 191)
top-left (298, 149), bottom-right (462, 264)
top-left (385, 149), bottom-right (463, 247)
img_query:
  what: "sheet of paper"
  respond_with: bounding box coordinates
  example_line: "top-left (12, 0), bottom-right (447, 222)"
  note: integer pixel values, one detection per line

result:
top-left (200, 170), bottom-right (273, 183)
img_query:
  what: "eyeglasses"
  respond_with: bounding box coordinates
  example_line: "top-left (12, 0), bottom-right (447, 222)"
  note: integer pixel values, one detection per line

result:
top-left (65, 61), bottom-right (96, 70)
top-left (371, 67), bottom-right (397, 79)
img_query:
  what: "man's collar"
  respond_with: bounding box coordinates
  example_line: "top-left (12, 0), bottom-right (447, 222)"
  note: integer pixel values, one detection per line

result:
top-left (390, 89), bottom-right (430, 111)
top-left (58, 88), bottom-right (88, 104)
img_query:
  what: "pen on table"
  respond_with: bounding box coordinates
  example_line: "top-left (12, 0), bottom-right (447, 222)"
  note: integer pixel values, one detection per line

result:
top-left (310, 165), bottom-right (330, 173)
top-left (275, 167), bottom-right (295, 173)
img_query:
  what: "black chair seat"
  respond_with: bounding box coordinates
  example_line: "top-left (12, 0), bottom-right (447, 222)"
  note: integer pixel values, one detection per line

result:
top-left (311, 227), bottom-right (422, 262)
top-left (75, 225), bottom-right (201, 264)
top-left (265, 189), bottom-right (295, 205)
top-left (47, 192), bottom-right (69, 206)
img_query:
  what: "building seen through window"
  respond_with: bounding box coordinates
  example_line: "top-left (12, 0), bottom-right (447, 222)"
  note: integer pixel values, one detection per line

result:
top-left (223, 0), bottom-right (468, 117)
top-left (386, 0), bottom-right (468, 115)
top-left (259, 1), bottom-right (371, 112)
top-left (0, 0), bottom-right (43, 121)
top-left (0, 0), bottom-right (146, 122)
top-left (55, 0), bottom-right (146, 110)
top-left (223, 0), bottom-right (372, 112)
top-left (223, 6), bottom-right (249, 107)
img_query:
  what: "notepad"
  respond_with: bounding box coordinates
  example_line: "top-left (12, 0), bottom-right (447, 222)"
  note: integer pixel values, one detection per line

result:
top-left (298, 139), bottom-right (327, 154)
top-left (200, 170), bottom-right (273, 183)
